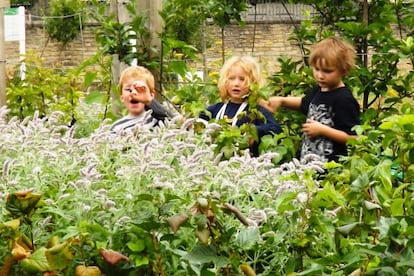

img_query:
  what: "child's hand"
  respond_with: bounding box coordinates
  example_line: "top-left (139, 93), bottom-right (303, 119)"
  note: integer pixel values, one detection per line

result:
top-left (129, 80), bottom-right (154, 105)
top-left (302, 119), bottom-right (326, 138)
top-left (259, 97), bottom-right (282, 113)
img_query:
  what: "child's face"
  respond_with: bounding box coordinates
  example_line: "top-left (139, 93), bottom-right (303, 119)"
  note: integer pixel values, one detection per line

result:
top-left (225, 65), bottom-right (250, 103)
top-left (312, 59), bottom-right (345, 91)
top-left (120, 77), bottom-right (154, 116)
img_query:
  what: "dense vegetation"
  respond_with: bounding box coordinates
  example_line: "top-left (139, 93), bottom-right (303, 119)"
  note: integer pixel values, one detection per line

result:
top-left (1, 0), bottom-right (413, 275)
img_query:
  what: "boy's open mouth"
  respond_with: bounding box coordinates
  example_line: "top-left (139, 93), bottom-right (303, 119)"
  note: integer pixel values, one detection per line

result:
top-left (130, 95), bottom-right (140, 104)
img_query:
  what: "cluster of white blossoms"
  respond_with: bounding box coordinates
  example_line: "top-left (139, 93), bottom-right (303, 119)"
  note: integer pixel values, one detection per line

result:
top-left (0, 110), bottom-right (325, 232)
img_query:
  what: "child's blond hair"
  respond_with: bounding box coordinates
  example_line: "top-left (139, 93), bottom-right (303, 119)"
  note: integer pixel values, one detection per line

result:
top-left (118, 66), bottom-right (155, 94)
top-left (217, 56), bottom-right (265, 101)
top-left (309, 37), bottom-right (356, 75)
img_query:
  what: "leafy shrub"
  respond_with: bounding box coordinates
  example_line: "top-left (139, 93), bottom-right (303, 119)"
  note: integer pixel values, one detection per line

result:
top-left (45, 0), bottom-right (85, 45)
top-left (6, 54), bottom-right (85, 126)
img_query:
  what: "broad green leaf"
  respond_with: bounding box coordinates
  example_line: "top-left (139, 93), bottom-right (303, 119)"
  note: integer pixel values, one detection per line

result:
top-left (356, 243), bottom-right (388, 256)
top-left (273, 192), bottom-right (298, 213)
top-left (20, 247), bottom-right (51, 273)
top-left (46, 241), bottom-right (73, 270)
top-left (373, 185), bottom-right (391, 205)
top-left (234, 226), bottom-right (260, 250)
top-left (1, 219), bottom-right (20, 231)
top-left (131, 255), bottom-right (149, 267)
top-left (379, 121), bottom-right (394, 130)
top-left (83, 71), bottom-right (97, 88)
top-left (372, 159), bottom-right (393, 192)
top-left (6, 191), bottom-right (42, 218)
top-left (376, 217), bottom-right (399, 240)
top-left (84, 90), bottom-right (106, 104)
top-left (78, 222), bottom-right (109, 242)
top-left (127, 239), bottom-right (145, 252)
top-left (390, 198), bottom-right (405, 216)
top-left (184, 244), bottom-right (228, 266)
top-left (351, 173), bottom-right (370, 192)
top-left (399, 248), bottom-right (414, 267)
top-left (398, 114), bottom-right (414, 126)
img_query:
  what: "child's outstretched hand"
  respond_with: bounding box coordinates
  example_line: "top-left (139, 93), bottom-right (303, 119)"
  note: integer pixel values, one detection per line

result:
top-left (259, 96), bottom-right (283, 113)
top-left (129, 80), bottom-right (154, 105)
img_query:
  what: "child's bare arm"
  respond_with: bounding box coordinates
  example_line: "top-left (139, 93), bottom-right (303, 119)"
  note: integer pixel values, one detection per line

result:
top-left (260, 96), bottom-right (302, 113)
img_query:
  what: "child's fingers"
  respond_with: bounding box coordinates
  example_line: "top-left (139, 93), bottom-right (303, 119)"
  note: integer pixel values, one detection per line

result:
top-left (132, 81), bottom-right (149, 93)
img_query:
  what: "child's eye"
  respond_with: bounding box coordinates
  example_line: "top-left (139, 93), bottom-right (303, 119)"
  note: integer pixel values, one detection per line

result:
top-left (125, 88), bottom-right (132, 93)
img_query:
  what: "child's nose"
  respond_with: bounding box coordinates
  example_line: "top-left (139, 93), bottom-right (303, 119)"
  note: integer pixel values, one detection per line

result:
top-left (234, 79), bottom-right (242, 86)
top-left (315, 71), bottom-right (324, 79)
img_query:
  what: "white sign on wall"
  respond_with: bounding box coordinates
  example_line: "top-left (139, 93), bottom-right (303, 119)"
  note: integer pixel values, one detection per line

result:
top-left (4, 6), bottom-right (25, 42)
top-left (4, 6), bottom-right (26, 79)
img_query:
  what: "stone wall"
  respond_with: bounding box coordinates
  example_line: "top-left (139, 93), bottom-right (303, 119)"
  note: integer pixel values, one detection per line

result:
top-left (5, 19), bottom-right (410, 80)
top-left (5, 23), bottom-right (101, 75)
top-left (200, 22), bottom-right (301, 76)
top-left (5, 20), bottom-right (301, 78)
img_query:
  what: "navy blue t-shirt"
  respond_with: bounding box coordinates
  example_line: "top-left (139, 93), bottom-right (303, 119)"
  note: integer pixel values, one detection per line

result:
top-left (200, 101), bottom-right (282, 156)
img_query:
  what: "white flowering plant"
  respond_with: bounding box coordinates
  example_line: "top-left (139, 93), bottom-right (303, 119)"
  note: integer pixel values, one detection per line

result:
top-left (0, 102), bottom-right (413, 275)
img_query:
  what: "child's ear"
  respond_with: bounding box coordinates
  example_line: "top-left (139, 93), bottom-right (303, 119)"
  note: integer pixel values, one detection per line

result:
top-left (150, 90), bottom-right (156, 98)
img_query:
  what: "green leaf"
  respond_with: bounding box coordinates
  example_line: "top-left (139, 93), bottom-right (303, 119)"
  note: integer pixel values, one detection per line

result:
top-left (364, 200), bottom-right (382, 210)
top-left (6, 191), bottom-right (42, 218)
top-left (46, 241), bottom-right (73, 270)
top-left (337, 222), bottom-right (359, 235)
top-left (372, 159), bottom-right (393, 192)
top-left (184, 245), bottom-right (228, 266)
top-left (127, 239), bottom-right (146, 253)
top-left (83, 71), bottom-right (97, 88)
top-left (20, 247), bottom-right (51, 273)
top-left (1, 219), bottom-right (20, 231)
top-left (376, 217), bottom-right (399, 240)
top-left (84, 91), bottom-right (106, 104)
top-left (131, 255), bottom-right (149, 267)
top-left (273, 192), bottom-right (298, 213)
top-left (234, 226), bottom-right (260, 250)
top-left (390, 198), bottom-right (405, 216)
top-left (78, 221), bottom-right (109, 242)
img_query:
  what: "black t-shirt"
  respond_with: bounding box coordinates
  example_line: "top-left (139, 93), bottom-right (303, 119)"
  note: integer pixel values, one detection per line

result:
top-left (300, 85), bottom-right (360, 162)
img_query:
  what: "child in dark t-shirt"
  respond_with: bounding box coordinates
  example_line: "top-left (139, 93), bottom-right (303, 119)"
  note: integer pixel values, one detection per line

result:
top-left (261, 37), bottom-right (360, 162)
